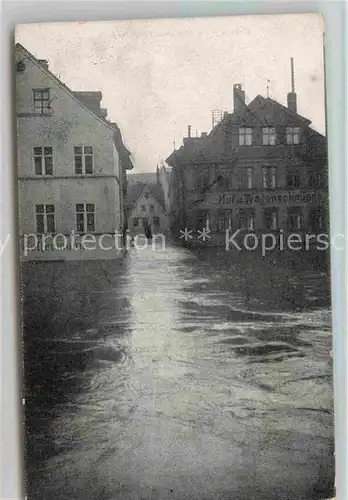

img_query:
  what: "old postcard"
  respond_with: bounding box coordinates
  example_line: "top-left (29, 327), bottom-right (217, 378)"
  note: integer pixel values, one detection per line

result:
top-left (16, 14), bottom-right (335, 500)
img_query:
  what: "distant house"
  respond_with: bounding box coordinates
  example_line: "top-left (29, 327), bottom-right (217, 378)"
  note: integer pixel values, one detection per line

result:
top-left (127, 181), bottom-right (169, 236)
top-left (15, 43), bottom-right (133, 258)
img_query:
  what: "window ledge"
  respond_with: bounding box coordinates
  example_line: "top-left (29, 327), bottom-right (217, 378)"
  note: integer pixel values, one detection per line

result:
top-left (17, 113), bottom-right (53, 117)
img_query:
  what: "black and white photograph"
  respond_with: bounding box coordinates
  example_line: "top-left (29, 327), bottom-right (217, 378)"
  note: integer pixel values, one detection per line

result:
top-left (15, 13), bottom-right (335, 500)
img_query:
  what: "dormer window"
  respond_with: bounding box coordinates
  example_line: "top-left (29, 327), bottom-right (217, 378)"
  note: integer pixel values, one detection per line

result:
top-left (33, 89), bottom-right (50, 115)
top-left (262, 127), bottom-right (276, 145)
top-left (239, 127), bottom-right (252, 146)
top-left (286, 126), bottom-right (300, 145)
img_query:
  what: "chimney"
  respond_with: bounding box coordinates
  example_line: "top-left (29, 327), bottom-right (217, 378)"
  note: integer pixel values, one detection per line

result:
top-left (156, 165), bottom-right (160, 185)
top-left (187, 125), bottom-right (192, 138)
top-left (74, 91), bottom-right (102, 115)
top-left (287, 57), bottom-right (297, 113)
top-left (233, 84), bottom-right (246, 114)
top-left (99, 108), bottom-right (108, 119)
top-left (38, 59), bottom-right (49, 70)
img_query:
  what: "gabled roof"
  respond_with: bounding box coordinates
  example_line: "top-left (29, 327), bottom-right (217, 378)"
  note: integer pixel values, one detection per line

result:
top-left (244, 95), bottom-right (311, 127)
top-left (166, 93), bottom-right (323, 165)
top-left (126, 182), bottom-right (166, 213)
top-left (15, 43), bottom-right (118, 133)
top-left (16, 43), bottom-right (134, 170)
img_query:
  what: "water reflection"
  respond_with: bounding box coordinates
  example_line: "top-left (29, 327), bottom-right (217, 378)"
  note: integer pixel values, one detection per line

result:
top-left (23, 259), bottom-right (133, 499)
top-left (22, 246), bottom-right (334, 500)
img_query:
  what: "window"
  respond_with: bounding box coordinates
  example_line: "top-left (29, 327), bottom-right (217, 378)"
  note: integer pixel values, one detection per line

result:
top-left (35, 204), bottom-right (55, 233)
top-left (153, 216), bottom-right (160, 227)
top-left (286, 127), bottom-right (300, 145)
top-left (142, 217), bottom-right (149, 227)
top-left (74, 146), bottom-right (94, 174)
top-left (308, 173), bottom-right (324, 188)
top-left (246, 167), bottom-right (253, 189)
top-left (33, 89), bottom-right (50, 115)
top-left (199, 170), bottom-right (210, 190)
top-left (195, 212), bottom-right (209, 230)
top-left (264, 209), bottom-right (278, 230)
top-left (141, 205), bottom-right (146, 212)
top-left (288, 208), bottom-right (303, 231)
top-left (216, 217), bottom-right (225, 232)
top-left (133, 217), bottom-right (139, 227)
top-left (33, 147), bottom-right (53, 175)
top-left (217, 174), bottom-right (231, 190)
top-left (262, 167), bottom-right (277, 189)
top-left (216, 211), bottom-right (232, 232)
top-left (286, 173), bottom-right (301, 189)
top-left (149, 205), bottom-right (155, 213)
top-left (238, 210), bottom-right (255, 231)
top-left (144, 192), bottom-right (150, 200)
top-left (309, 208), bottom-right (325, 232)
top-left (76, 203), bottom-right (95, 233)
top-left (239, 127), bottom-right (252, 146)
top-left (262, 127), bottom-right (276, 146)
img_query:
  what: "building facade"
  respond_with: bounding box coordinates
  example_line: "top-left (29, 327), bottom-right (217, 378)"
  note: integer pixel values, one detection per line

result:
top-left (158, 163), bottom-right (172, 213)
top-left (16, 43), bottom-right (132, 254)
top-left (127, 180), bottom-right (169, 237)
top-left (167, 83), bottom-right (328, 247)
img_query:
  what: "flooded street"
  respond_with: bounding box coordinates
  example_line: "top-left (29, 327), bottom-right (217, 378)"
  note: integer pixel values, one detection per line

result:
top-left (23, 245), bottom-right (334, 500)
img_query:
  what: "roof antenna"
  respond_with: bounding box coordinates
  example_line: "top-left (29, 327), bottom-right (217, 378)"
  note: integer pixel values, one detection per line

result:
top-left (291, 57), bottom-right (295, 93)
top-left (173, 139), bottom-right (176, 150)
top-left (266, 79), bottom-right (270, 98)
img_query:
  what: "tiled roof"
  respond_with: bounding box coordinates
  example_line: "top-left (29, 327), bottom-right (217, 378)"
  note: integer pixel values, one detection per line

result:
top-left (166, 94), bottom-right (322, 165)
top-left (126, 182), bottom-right (166, 212)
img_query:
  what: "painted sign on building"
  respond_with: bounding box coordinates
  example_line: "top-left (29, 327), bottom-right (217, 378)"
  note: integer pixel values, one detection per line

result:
top-left (190, 190), bottom-right (327, 209)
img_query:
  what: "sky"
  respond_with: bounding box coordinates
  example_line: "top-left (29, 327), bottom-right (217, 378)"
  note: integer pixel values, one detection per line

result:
top-left (16, 14), bottom-right (325, 173)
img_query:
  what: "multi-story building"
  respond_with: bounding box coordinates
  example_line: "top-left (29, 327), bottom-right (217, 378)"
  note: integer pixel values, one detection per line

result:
top-left (15, 43), bottom-right (133, 256)
top-left (166, 77), bottom-right (328, 248)
top-left (126, 171), bottom-right (169, 237)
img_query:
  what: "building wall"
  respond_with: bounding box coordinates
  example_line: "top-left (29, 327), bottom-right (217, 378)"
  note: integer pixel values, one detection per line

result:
top-left (168, 131), bottom-right (328, 240)
top-left (159, 166), bottom-right (172, 212)
top-left (19, 178), bottom-right (121, 235)
top-left (128, 190), bottom-right (169, 236)
top-left (16, 46), bottom-right (122, 236)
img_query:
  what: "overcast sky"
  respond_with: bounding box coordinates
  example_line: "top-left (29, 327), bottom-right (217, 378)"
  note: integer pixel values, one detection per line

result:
top-left (16, 14), bottom-right (325, 172)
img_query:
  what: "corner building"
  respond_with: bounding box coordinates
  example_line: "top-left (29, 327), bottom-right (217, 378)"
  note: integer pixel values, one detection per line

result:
top-left (167, 83), bottom-right (328, 247)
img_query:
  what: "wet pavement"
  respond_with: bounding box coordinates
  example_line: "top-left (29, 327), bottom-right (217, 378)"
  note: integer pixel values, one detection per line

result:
top-left (22, 244), bottom-right (334, 500)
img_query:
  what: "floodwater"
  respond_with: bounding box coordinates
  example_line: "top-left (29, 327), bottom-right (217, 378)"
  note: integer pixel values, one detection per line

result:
top-left (22, 244), bottom-right (334, 500)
